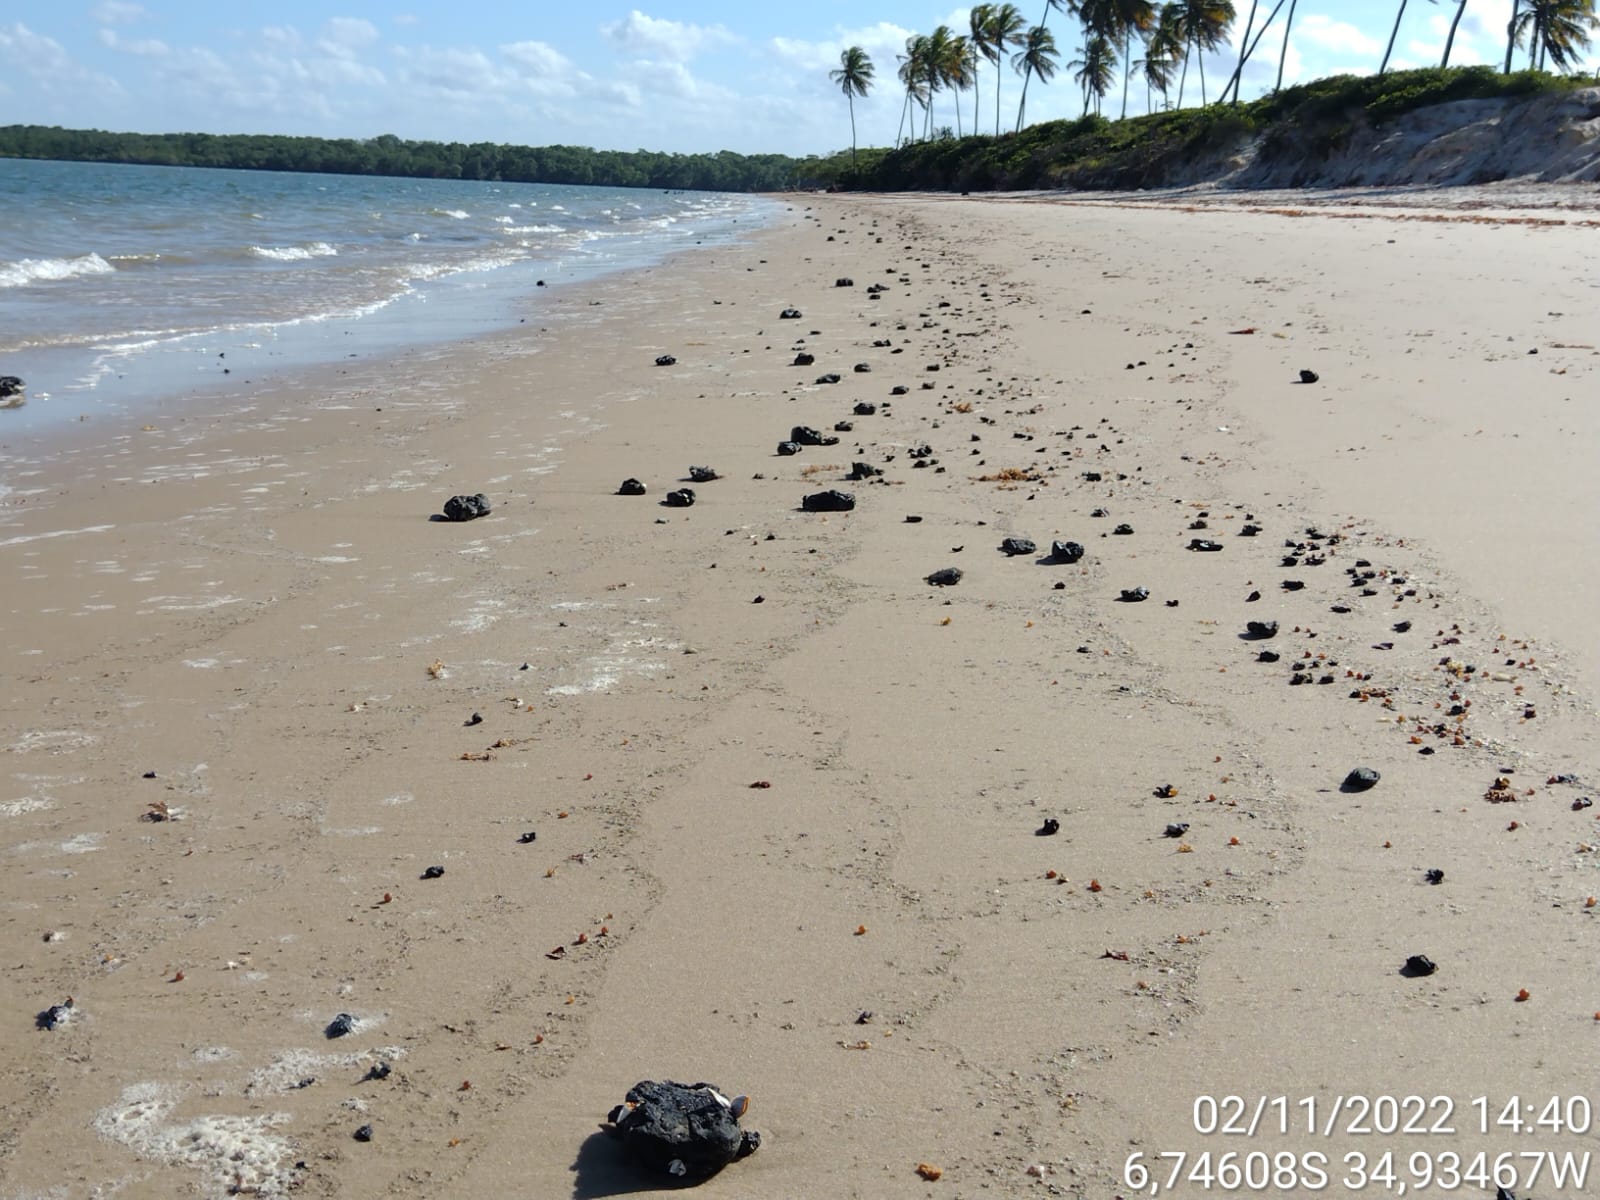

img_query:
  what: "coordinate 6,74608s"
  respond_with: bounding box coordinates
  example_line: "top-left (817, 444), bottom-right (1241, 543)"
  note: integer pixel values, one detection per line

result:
top-left (1122, 1149), bottom-right (1592, 1195)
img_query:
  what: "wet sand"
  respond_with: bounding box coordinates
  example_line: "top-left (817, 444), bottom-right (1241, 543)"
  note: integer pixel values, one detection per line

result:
top-left (2, 189), bottom-right (1597, 1199)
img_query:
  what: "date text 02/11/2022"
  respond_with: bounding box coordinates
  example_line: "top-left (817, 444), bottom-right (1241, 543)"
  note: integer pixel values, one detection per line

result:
top-left (1191, 1095), bottom-right (1594, 1138)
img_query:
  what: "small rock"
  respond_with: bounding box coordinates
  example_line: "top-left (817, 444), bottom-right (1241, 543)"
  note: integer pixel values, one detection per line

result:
top-left (664, 488), bottom-right (696, 508)
top-left (1246, 620), bottom-right (1279, 639)
top-left (1424, 868), bottom-right (1444, 885)
top-left (326, 1013), bottom-right (358, 1039)
top-left (1256, 650), bottom-right (1281, 663)
top-left (792, 352), bottom-right (815, 366)
top-left (363, 1062), bottom-right (392, 1082)
top-left (0, 376), bottom-right (24, 401)
top-left (1113, 523), bottom-right (1134, 536)
top-left (421, 865), bottom-right (446, 879)
top-left (617, 478), bottom-right (647, 496)
top-left (848, 462), bottom-right (881, 480)
top-left (465, 712), bottom-right (483, 727)
top-left (441, 493), bottom-right (491, 522)
top-left (853, 363), bottom-right (872, 373)
top-left (1000, 537), bottom-right (1036, 557)
top-left (1050, 540), bottom-right (1085, 563)
top-left (835, 277), bottom-right (854, 287)
top-left (1119, 587), bottom-right (1149, 602)
top-left (791, 425), bottom-right (833, 446)
top-left (904, 515), bottom-right (923, 523)
top-left (354, 1124), bottom-right (374, 1143)
top-left (890, 386), bottom-right (908, 396)
top-left (518, 831), bottom-right (537, 844)
top-left (1401, 955), bottom-right (1437, 978)
top-left (1188, 539), bottom-right (1223, 552)
top-left (834, 420), bottom-right (853, 432)
top-left (801, 490), bottom-right (855, 513)
top-left (1343, 767), bottom-right (1380, 792)
top-left (688, 466), bottom-right (719, 483)
top-left (1299, 369), bottom-right (1320, 384)
top-left (853, 401), bottom-right (878, 416)
top-left (654, 354), bottom-right (677, 367)
top-left (1164, 823), bottom-right (1190, 838)
top-left (1036, 818), bottom-right (1060, 837)
top-left (815, 373), bottom-right (841, 385)
top-left (926, 567), bottom-right (963, 587)
top-left (780, 308), bottom-right (802, 319)
top-left (776, 441), bottom-right (801, 456)
top-left (36, 999), bottom-right (73, 1031)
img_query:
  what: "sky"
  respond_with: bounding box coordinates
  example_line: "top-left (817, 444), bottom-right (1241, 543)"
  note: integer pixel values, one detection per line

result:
top-left (0, 2), bottom-right (1580, 158)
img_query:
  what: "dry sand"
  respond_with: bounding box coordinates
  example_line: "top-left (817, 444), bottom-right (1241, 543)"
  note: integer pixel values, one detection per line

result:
top-left (2, 189), bottom-right (1597, 1200)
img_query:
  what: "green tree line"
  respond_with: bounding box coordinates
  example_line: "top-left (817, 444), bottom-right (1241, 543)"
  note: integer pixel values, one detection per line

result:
top-left (0, 126), bottom-right (809, 193)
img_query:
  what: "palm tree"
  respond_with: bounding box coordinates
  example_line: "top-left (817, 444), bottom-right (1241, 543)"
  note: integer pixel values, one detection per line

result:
top-left (1512, 0), bottom-right (1598, 71)
top-left (1144, 3), bottom-right (1186, 109)
top-left (1082, 0), bottom-right (1158, 118)
top-left (983, 3), bottom-right (1030, 134)
top-left (1013, 24), bottom-right (1064, 129)
top-left (1505, 0), bottom-right (1524, 71)
top-left (1276, 0), bottom-right (1298, 89)
top-left (830, 46), bottom-right (875, 163)
top-left (1440, 1), bottom-right (1469, 68)
top-left (896, 35), bottom-right (932, 146)
top-left (1173, 0), bottom-right (1236, 106)
top-left (922, 25), bottom-right (957, 139)
top-left (1380, 0), bottom-right (1411, 74)
top-left (970, 4), bottom-right (995, 132)
top-left (940, 33), bottom-right (976, 136)
top-left (1017, 1), bottom-right (1081, 126)
top-left (1072, 31), bottom-right (1120, 113)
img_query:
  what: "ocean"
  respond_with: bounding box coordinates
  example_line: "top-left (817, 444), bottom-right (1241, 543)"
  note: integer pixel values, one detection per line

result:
top-left (0, 158), bottom-right (776, 432)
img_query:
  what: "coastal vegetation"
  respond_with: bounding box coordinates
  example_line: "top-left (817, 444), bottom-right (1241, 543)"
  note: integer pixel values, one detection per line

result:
top-left (0, 126), bottom-right (800, 193)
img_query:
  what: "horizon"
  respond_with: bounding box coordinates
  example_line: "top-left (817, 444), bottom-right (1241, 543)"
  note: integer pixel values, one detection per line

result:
top-left (2, 3), bottom-right (1589, 159)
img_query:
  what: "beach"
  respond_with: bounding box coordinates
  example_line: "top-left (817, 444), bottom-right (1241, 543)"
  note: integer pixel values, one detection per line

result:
top-left (2, 187), bottom-right (1598, 1199)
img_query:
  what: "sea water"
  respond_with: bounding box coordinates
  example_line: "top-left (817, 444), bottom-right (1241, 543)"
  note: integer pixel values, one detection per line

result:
top-left (0, 158), bottom-right (775, 432)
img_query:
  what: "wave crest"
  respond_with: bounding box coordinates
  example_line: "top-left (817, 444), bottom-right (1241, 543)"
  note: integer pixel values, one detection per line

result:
top-left (0, 252), bottom-right (115, 289)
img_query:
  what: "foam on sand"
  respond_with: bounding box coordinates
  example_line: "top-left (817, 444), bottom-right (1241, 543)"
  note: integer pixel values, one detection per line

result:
top-left (93, 1083), bottom-right (297, 1196)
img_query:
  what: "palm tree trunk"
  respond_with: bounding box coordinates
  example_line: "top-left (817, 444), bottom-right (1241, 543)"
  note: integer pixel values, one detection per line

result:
top-left (1224, 0), bottom-right (1287, 104)
top-left (1440, 0), bottom-right (1467, 67)
top-left (1380, 0), bottom-right (1409, 75)
top-left (1016, 71), bottom-right (1032, 132)
top-left (849, 93), bottom-right (858, 163)
top-left (1198, 42), bottom-right (1208, 104)
top-left (1178, 37), bottom-right (1191, 106)
top-left (1504, 0), bottom-right (1521, 73)
top-left (1121, 28), bottom-right (1132, 119)
top-left (975, 65), bottom-right (982, 134)
top-left (1277, 0), bottom-right (1298, 92)
top-left (1230, 0), bottom-right (1261, 103)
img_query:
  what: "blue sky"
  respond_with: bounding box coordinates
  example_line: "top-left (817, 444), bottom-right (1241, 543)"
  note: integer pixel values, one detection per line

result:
top-left (0, 2), bottom-right (1573, 156)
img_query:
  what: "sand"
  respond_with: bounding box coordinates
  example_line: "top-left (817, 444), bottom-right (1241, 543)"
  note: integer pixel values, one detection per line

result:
top-left (2, 188), bottom-right (1597, 1200)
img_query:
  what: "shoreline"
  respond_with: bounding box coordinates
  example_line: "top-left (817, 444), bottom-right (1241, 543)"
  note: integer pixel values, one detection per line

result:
top-left (2, 189), bottom-right (1596, 1199)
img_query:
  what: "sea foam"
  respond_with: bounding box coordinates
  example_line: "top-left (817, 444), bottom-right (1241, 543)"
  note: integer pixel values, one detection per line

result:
top-left (0, 253), bottom-right (115, 288)
top-left (250, 242), bottom-right (338, 262)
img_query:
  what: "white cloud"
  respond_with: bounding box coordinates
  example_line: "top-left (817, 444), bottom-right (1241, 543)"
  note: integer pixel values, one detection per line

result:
top-left (0, 22), bottom-right (125, 98)
top-left (770, 22), bottom-right (916, 75)
top-left (1295, 15), bottom-right (1384, 59)
top-left (393, 14), bottom-right (419, 26)
top-left (92, 1), bottom-right (146, 25)
top-left (599, 10), bottom-right (734, 61)
top-left (98, 28), bottom-right (170, 56)
top-left (321, 17), bottom-right (379, 55)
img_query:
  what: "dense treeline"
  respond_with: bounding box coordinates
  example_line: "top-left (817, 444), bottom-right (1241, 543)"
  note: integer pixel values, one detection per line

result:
top-left (829, 66), bottom-right (1585, 192)
top-left (0, 126), bottom-right (808, 193)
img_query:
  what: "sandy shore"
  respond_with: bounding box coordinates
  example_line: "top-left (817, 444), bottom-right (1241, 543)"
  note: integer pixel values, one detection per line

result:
top-left (2, 189), bottom-right (1597, 1199)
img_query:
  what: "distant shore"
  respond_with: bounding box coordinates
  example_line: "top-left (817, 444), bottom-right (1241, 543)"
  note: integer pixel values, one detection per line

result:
top-left (2, 187), bottom-right (1596, 1199)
